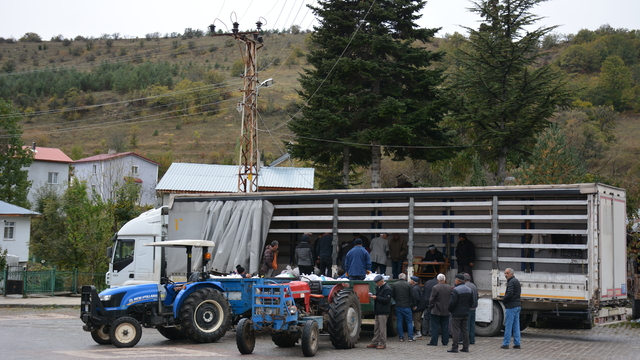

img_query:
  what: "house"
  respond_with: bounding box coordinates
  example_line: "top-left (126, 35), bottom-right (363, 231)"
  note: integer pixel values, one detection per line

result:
top-left (73, 151), bottom-right (159, 206)
top-left (0, 200), bottom-right (40, 263)
top-left (156, 163), bottom-right (315, 205)
top-left (23, 143), bottom-right (73, 206)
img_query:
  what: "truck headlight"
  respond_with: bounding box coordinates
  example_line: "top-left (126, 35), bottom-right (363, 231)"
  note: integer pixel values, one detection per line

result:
top-left (99, 294), bottom-right (112, 301)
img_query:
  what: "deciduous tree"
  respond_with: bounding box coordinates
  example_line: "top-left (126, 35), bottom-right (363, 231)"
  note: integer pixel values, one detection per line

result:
top-left (0, 99), bottom-right (33, 208)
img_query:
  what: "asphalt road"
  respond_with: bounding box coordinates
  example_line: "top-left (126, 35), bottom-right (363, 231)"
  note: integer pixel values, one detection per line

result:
top-left (1, 307), bottom-right (639, 360)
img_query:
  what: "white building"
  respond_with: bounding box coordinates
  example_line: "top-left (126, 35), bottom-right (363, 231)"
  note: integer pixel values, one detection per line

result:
top-left (0, 200), bottom-right (39, 263)
top-left (73, 151), bottom-right (159, 206)
top-left (23, 144), bottom-right (73, 206)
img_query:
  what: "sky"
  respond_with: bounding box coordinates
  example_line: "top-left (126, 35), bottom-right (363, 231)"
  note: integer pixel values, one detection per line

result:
top-left (2, 0), bottom-right (639, 41)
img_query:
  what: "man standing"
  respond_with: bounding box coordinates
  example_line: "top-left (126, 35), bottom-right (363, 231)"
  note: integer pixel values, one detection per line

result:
top-left (389, 233), bottom-right (408, 279)
top-left (392, 273), bottom-right (415, 342)
top-left (261, 240), bottom-right (279, 277)
top-left (464, 273), bottom-right (478, 344)
top-left (422, 276), bottom-right (438, 337)
top-left (370, 233), bottom-right (390, 275)
top-left (427, 273), bottom-right (450, 346)
top-left (367, 275), bottom-right (392, 350)
top-left (448, 274), bottom-right (473, 353)
top-left (456, 233), bottom-right (475, 282)
top-left (343, 238), bottom-right (371, 280)
top-left (314, 231), bottom-right (333, 276)
top-left (294, 233), bottom-right (316, 275)
top-left (411, 275), bottom-right (427, 339)
top-left (501, 268), bottom-right (522, 349)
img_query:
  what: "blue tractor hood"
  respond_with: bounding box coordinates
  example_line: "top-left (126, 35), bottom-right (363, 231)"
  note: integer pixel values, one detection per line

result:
top-left (99, 283), bottom-right (159, 309)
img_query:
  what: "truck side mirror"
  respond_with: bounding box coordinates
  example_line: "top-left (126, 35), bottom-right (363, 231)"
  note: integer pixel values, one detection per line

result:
top-left (107, 247), bottom-right (113, 259)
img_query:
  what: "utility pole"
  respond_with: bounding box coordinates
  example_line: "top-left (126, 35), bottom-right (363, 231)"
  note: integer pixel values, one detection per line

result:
top-left (210, 20), bottom-right (264, 192)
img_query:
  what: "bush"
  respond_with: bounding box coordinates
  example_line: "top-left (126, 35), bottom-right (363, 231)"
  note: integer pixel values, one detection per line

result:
top-left (62, 38), bottom-right (72, 46)
top-left (19, 32), bottom-right (42, 43)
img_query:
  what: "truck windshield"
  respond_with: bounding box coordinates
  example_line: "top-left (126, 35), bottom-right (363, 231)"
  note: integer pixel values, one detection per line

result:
top-left (113, 238), bottom-right (135, 272)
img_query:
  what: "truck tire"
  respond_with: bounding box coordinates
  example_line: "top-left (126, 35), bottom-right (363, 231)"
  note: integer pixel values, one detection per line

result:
top-left (236, 318), bottom-right (256, 354)
top-left (90, 324), bottom-right (112, 345)
top-left (386, 306), bottom-right (398, 337)
top-left (272, 332), bottom-right (300, 347)
top-left (328, 290), bottom-right (361, 349)
top-left (180, 287), bottom-right (232, 343)
top-left (157, 326), bottom-right (187, 340)
top-left (301, 320), bottom-right (319, 357)
top-left (475, 301), bottom-right (503, 337)
top-left (520, 314), bottom-right (532, 331)
top-left (109, 316), bottom-right (142, 348)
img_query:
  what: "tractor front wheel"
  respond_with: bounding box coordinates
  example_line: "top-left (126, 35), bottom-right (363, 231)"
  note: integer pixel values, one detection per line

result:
top-left (301, 320), bottom-right (319, 357)
top-left (236, 318), bottom-right (256, 354)
top-left (109, 317), bottom-right (142, 348)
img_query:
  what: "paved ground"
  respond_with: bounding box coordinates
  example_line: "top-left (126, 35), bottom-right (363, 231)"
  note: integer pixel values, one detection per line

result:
top-left (1, 295), bottom-right (639, 359)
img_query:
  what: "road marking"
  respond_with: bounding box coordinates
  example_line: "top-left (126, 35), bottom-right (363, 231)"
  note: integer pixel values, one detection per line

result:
top-left (54, 348), bottom-right (228, 359)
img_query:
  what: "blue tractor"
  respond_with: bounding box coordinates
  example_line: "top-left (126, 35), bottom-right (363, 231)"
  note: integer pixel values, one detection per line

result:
top-left (80, 240), bottom-right (232, 348)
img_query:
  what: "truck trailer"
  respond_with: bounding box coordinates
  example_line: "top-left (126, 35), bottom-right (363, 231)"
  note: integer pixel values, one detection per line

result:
top-left (107, 183), bottom-right (628, 333)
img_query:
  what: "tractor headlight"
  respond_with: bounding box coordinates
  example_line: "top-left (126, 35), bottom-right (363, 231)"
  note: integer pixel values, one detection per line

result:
top-left (99, 294), bottom-right (112, 301)
top-left (288, 305), bottom-right (297, 315)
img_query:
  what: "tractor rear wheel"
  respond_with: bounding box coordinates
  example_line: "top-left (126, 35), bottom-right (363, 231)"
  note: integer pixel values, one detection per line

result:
top-left (328, 290), bottom-right (361, 349)
top-left (90, 324), bottom-right (111, 345)
top-left (157, 326), bottom-right (188, 340)
top-left (236, 318), bottom-right (256, 354)
top-left (272, 332), bottom-right (300, 347)
top-left (301, 320), bottom-right (319, 357)
top-left (109, 316), bottom-right (142, 348)
top-left (180, 287), bottom-right (232, 343)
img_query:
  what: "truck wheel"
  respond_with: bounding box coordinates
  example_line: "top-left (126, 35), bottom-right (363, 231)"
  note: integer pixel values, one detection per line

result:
top-left (90, 324), bottom-right (112, 345)
top-left (157, 326), bottom-right (187, 340)
top-left (302, 320), bottom-right (319, 357)
top-left (520, 314), bottom-right (532, 331)
top-left (272, 332), bottom-right (300, 347)
top-left (583, 312), bottom-right (594, 329)
top-left (180, 287), bottom-right (232, 343)
top-left (475, 301), bottom-right (503, 337)
top-left (109, 317), bottom-right (142, 348)
top-left (386, 306), bottom-right (398, 337)
top-left (328, 290), bottom-right (361, 349)
top-left (236, 318), bottom-right (256, 354)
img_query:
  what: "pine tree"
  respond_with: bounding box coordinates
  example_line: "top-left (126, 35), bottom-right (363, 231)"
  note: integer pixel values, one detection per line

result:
top-left (0, 99), bottom-right (33, 208)
top-left (288, 0), bottom-right (451, 188)
top-left (446, 0), bottom-right (572, 185)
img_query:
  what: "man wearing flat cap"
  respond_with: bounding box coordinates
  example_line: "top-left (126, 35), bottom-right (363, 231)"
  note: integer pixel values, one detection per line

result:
top-left (367, 275), bottom-right (392, 350)
top-left (410, 275), bottom-right (428, 339)
top-left (448, 273), bottom-right (473, 353)
top-left (423, 244), bottom-right (446, 277)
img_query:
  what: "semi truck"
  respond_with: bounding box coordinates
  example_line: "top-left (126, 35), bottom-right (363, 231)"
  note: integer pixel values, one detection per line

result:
top-left (107, 183), bottom-right (629, 333)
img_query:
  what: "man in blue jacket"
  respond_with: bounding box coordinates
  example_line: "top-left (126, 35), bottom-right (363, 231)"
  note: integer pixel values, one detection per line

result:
top-left (343, 238), bottom-right (371, 280)
top-left (448, 273), bottom-right (473, 353)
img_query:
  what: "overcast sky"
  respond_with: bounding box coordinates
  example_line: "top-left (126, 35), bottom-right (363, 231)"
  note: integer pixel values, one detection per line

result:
top-left (2, 0), bottom-right (638, 40)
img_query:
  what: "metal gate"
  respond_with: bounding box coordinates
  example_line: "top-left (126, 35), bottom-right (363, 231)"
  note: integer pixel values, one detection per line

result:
top-left (5, 265), bottom-right (24, 295)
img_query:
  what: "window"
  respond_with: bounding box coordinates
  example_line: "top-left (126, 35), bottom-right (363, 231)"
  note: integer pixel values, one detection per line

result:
top-left (48, 172), bottom-right (58, 184)
top-left (4, 221), bottom-right (15, 240)
top-left (112, 238), bottom-right (135, 272)
top-left (93, 164), bottom-right (97, 174)
top-left (131, 165), bottom-right (139, 175)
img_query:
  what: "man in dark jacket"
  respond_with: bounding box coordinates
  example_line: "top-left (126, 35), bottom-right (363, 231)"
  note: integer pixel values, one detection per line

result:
top-left (422, 276), bottom-right (438, 337)
top-left (501, 268), bottom-right (522, 349)
top-left (343, 238), bottom-right (371, 280)
top-left (295, 233), bottom-right (316, 275)
top-left (448, 274), bottom-right (473, 353)
top-left (410, 276), bottom-right (427, 338)
top-left (423, 244), bottom-right (446, 276)
top-left (428, 273), bottom-right (450, 346)
top-left (464, 273), bottom-right (478, 344)
top-left (388, 233), bottom-right (408, 279)
top-left (314, 232), bottom-right (333, 276)
top-left (456, 233), bottom-right (476, 282)
top-left (367, 275), bottom-right (392, 350)
top-left (392, 273), bottom-right (414, 341)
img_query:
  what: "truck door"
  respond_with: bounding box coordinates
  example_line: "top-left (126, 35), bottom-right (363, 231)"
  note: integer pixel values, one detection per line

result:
top-left (133, 236), bottom-right (155, 283)
top-left (110, 238), bottom-right (135, 287)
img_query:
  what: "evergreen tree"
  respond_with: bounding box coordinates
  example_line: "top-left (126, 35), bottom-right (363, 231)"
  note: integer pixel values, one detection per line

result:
top-left (446, 0), bottom-right (572, 185)
top-left (289, 0), bottom-right (451, 188)
top-left (0, 99), bottom-right (33, 208)
top-left (513, 124), bottom-right (586, 185)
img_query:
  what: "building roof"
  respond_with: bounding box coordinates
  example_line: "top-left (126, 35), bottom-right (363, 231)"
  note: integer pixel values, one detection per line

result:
top-left (0, 200), bottom-right (40, 217)
top-left (23, 146), bottom-right (73, 163)
top-left (156, 163), bottom-right (315, 193)
top-left (74, 152), bottom-right (160, 166)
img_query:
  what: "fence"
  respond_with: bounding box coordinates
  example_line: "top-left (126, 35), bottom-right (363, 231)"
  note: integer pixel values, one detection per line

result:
top-left (1, 266), bottom-right (107, 297)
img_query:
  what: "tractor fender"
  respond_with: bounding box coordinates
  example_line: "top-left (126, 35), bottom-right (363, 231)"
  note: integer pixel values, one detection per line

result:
top-left (172, 281), bottom-right (225, 318)
top-left (327, 283), bottom-right (346, 304)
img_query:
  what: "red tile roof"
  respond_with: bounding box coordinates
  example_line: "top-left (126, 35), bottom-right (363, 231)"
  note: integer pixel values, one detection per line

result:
top-left (23, 146), bottom-right (73, 163)
top-left (74, 152), bottom-right (160, 166)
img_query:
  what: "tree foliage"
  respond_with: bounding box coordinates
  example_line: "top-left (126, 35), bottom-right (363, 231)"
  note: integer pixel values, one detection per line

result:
top-left (289, 0), bottom-right (452, 188)
top-left (446, 0), bottom-right (572, 185)
top-left (0, 99), bottom-right (33, 208)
